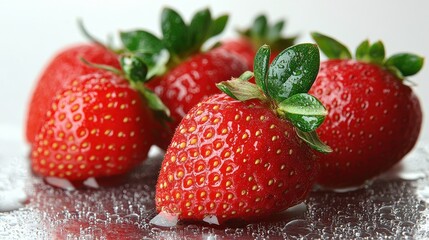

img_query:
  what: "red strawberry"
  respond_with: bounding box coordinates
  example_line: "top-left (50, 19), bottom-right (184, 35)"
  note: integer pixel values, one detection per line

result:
top-left (119, 8), bottom-right (248, 150)
top-left (26, 44), bottom-right (120, 143)
top-left (31, 71), bottom-right (156, 180)
top-left (309, 32), bottom-right (424, 188)
top-left (155, 44), bottom-right (331, 224)
top-left (147, 48), bottom-right (247, 149)
top-left (221, 15), bottom-right (296, 69)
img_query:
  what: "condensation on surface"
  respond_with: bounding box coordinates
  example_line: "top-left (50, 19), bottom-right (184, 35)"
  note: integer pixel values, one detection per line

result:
top-left (2, 142), bottom-right (429, 239)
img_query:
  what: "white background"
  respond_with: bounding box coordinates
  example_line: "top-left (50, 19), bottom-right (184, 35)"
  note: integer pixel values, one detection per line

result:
top-left (1, 0), bottom-right (428, 144)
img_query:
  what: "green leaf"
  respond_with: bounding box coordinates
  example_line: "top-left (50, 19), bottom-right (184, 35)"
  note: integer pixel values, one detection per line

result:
top-left (386, 65), bottom-right (404, 80)
top-left (120, 30), bottom-right (168, 74)
top-left (385, 53), bottom-right (424, 77)
top-left (208, 15), bottom-right (228, 38)
top-left (267, 20), bottom-right (284, 42)
top-left (120, 56), bottom-right (148, 83)
top-left (161, 7), bottom-right (189, 56)
top-left (296, 129), bottom-right (332, 153)
top-left (120, 30), bottom-right (164, 53)
top-left (217, 81), bottom-right (264, 101)
top-left (238, 71), bottom-right (254, 81)
top-left (254, 45), bottom-right (271, 94)
top-left (311, 32), bottom-right (352, 59)
top-left (216, 75), bottom-right (266, 102)
top-left (189, 8), bottom-right (212, 50)
top-left (267, 43), bottom-right (320, 102)
top-left (368, 41), bottom-right (385, 64)
top-left (251, 15), bottom-right (268, 37)
top-left (355, 40), bottom-right (370, 61)
top-left (277, 93), bottom-right (327, 132)
top-left (141, 87), bottom-right (171, 117)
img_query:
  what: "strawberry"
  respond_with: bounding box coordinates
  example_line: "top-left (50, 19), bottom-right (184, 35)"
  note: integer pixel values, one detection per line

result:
top-left (26, 43), bottom-right (120, 143)
top-left (155, 44), bottom-right (331, 224)
top-left (30, 55), bottom-right (167, 181)
top-left (221, 15), bottom-right (296, 69)
top-left (309, 32), bottom-right (424, 188)
top-left (118, 8), bottom-right (248, 150)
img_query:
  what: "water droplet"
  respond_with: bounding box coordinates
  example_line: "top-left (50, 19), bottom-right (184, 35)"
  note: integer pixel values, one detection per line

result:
top-left (83, 177), bottom-right (99, 188)
top-left (203, 215), bottom-right (219, 225)
top-left (44, 177), bottom-right (75, 190)
top-left (149, 212), bottom-right (178, 227)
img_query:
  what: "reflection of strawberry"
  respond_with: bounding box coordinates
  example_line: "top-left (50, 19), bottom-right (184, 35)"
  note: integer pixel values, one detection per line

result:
top-left (309, 32), bottom-right (424, 188)
top-left (31, 71), bottom-right (156, 180)
top-left (119, 8), bottom-right (248, 150)
top-left (53, 220), bottom-right (143, 240)
top-left (156, 44), bottom-right (331, 224)
top-left (26, 44), bottom-right (119, 143)
top-left (221, 15), bottom-right (296, 69)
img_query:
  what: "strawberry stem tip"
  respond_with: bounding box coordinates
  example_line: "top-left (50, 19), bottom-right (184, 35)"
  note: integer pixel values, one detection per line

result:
top-left (217, 44), bottom-right (332, 153)
top-left (311, 32), bottom-right (424, 80)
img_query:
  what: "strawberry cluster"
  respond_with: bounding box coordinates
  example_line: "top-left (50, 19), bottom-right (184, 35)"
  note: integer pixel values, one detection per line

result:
top-left (26, 7), bottom-right (424, 224)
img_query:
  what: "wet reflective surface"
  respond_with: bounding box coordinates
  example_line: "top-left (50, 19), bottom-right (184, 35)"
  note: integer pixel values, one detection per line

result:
top-left (2, 139), bottom-right (429, 239)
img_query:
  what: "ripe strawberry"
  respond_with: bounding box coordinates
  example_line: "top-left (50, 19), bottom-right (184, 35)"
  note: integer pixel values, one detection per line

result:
top-left (221, 15), bottom-right (296, 69)
top-left (155, 44), bottom-right (331, 224)
top-left (26, 43), bottom-right (120, 143)
top-left (309, 32), bottom-right (424, 188)
top-left (119, 8), bottom-right (248, 150)
top-left (30, 54), bottom-right (165, 181)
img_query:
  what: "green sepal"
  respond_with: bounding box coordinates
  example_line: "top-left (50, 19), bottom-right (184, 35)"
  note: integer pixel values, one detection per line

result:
top-left (208, 15), bottom-right (229, 38)
top-left (311, 32), bottom-right (352, 60)
top-left (253, 45), bottom-right (271, 94)
top-left (355, 40), bottom-right (370, 61)
top-left (238, 71), bottom-right (254, 81)
top-left (189, 8), bottom-right (212, 51)
top-left (238, 15), bottom-right (296, 54)
top-left (385, 53), bottom-right (424, 77)
top-left (267, 20), bottom-right (284, 42)
top-left (120, 56), bottom-right (148, 83)
top-left (120, 30), bottom-right (165, 54)
top-left (140, 87), bottom-right (171, 117)
top-left (161, 7), bottom-right (189, 56)
top-left (267, 43), bottom-right (320, 102)
top-left (277, 93), bottom-right (327, 132)
top-left (251, 15), bottom-right (268, 37)
top-left (386, 65), bottom-right (404, 80)
top-left (216, 72), bottom-right (267, 102)
top-left (120, 30), bottom-right (168, 77)
top-left (296, 129), bottom-right (332, 153)
top-left (368, 41), bottom-right (385, 64)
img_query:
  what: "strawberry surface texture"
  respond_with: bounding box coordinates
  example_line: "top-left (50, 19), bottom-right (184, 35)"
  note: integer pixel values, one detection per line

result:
top-left (26, 44), bottom-right (119, 143)
top-left (156, 43), bottom-right (331, 224)
top-left (309, 32), bottom-right (424, 188)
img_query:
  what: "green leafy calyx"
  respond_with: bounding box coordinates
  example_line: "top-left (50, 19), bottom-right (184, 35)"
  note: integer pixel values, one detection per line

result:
top-left (311, 32), bottom-right (424, 80)
top-left (80, 56), bottom-right (170, 118)
top-left (238, 14), bottom-right (296, 53)
top-left (78, 19), bottom-right (170, 119)
top-left (119, 7), bottom-right (228, 78)
top-left (217, 44), bottom-right (331, 153)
